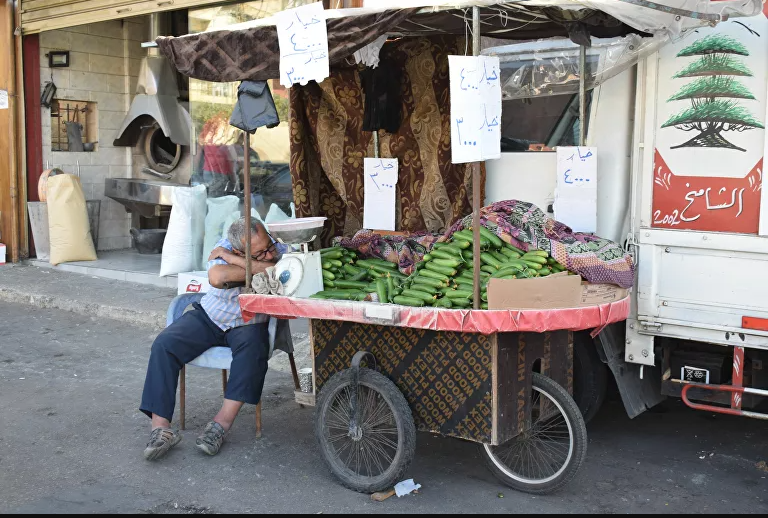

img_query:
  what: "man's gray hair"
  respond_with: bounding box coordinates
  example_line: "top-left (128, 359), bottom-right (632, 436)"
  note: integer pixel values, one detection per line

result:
top-left (227, 216), bottom-right (265, 250)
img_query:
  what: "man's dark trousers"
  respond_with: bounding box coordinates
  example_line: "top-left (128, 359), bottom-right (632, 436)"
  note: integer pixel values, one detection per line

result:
top-left (140, 304), bottom-right (269, 421)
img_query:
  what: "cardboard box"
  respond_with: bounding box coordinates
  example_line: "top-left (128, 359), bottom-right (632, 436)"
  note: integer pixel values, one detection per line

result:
top-left (0, 243), bottom-right (5, 265)
top-left (487, 273), bottom-right (629, 310)
top-left (177, 271), bottom-right (211, 295)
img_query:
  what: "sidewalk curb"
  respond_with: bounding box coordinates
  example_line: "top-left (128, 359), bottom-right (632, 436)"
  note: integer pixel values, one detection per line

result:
top-left (0, 285), bottom-right (166, 330)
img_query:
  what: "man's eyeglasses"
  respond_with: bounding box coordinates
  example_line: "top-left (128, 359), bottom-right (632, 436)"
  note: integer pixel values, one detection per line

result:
top-left (233, 233), bottom-right (278, 261)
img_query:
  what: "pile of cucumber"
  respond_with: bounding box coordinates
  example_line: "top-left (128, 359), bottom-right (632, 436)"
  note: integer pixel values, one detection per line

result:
top-left (394, 226), bottom-right (569, 308)
top-left (310, 247), bottom-right (407, 301)
top-left (307, 228), bottom-right (570, 309)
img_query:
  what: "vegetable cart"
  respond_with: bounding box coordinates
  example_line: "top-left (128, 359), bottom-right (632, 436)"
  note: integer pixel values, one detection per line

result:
top-left (241, 292), bottom-right (629, 494)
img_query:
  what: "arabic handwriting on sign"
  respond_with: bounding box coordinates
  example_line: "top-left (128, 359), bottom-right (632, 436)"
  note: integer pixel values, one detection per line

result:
top-left (460, 68), bottom-right (479, 91)
top-left (455, 117), bottom-right (477, 146)
top-left (369, 171), bottom-right (380, 191)
top-left (483, 61), bottom-right (498, 83)
top-left (478, 106), bottom-right (500, 132)
top-left (567, 154), bottom-right (575, 162)
top-left (296, 13), bottom-right (321, 27)
top-left (577, 147), bottom-right (593, 161)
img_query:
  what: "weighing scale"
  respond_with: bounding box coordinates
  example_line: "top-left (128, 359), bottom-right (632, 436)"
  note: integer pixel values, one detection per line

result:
top-left (269, 217), bottom-right (327, 298)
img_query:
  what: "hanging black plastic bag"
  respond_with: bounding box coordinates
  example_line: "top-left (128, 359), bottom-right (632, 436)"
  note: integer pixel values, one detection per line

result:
top-left (229, 80), bottom-right (280, 133)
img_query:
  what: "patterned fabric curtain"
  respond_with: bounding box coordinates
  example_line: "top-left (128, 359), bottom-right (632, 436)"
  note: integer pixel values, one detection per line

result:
top-left (289, 36), bottom-right (484, 246)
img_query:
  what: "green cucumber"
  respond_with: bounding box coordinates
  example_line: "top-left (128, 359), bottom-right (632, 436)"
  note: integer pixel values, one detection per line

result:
top-left (420, 270), bottom-right (450, 282)
top-left (425, 262), bottom-right (457, 277)
top-left (490, 251), bottom-right (508, 263)
top-left (454, 229), bottom-right (490, 247)
top-left (477, 226), bottom-right (504, 249)
top-left (522, 254), bottom-right (548, 265)
top-left (503, 243), bottom-right (526, 255)
top-left (328, 259), bottom-right (343, 268)
top-left (422, 254), bottom-right (433, 262)
top-left (524, 261), bottom-right (543, 270)
top-left (445, 289), bottom-right (474, 300)
top-left (387, 276), bottom-right (396, 303)
top-left (320, 250), bottom-right (343, 260)
top-left (480, 253), bottom-right (503, 269)
top-left (431, 249), bottom-right (461, 261)
top-left (366, 258), bottom-right (398, 269)
top-left (526, 249), bottom-right (549, 258)
top-left (450, 239), bottom-right (472, 250)
top-left (451, 298), bottom-right (472, 308)
top-left (401, 289), bottom-right (437, 303)
top-left (323, 280), bottom-right (335, 289)
top-left (481, 302), bottom-right (489, 310)
top-left (500, 248), bottom-right (522, 260)
top-left (491, 265), bottom-right (524, 279)
top-left (538, 267), bottom-right (552, 276)
top-left (334, 280), bottom-right (369, 290)
top-left (393, 296), bottom-right (425, 307)
top-left (412, 276), bottom-right (447, 289)
top-left (434, 298), bottom-right (454, 308)
top-left (433, 258), bottom-right (462, 268)
top-left (376, 279), bottom-right (388, 304)
top-left (322, 270), bottom-right (335, 281)
top-left (322, 261), bottom-right (333, 270)
top-left (481, 265), bottom-right (497, 275)
top-left (343, 264), bottom-right (362, 275)
top-left (409, 283), bottom-right (438, 295)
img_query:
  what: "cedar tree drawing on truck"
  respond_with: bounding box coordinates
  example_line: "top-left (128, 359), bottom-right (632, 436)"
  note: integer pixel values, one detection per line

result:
top-left (663, 34), bottom-right (763, 152)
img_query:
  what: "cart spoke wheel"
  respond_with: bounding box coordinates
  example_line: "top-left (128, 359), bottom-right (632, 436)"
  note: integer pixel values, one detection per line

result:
top-left (325, 385), bottom-right (398, 477)
top-left (481, 373), bottom-right (588, 494)
top-left (315, 368), bottom-right (416, 494)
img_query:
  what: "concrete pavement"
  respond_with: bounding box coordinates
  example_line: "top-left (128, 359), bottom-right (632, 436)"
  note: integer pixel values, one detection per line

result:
top-left (1, 300), bottom-right (767, 514)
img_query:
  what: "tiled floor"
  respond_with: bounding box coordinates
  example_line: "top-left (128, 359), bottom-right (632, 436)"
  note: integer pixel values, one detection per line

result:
top-left (27, 249), bottom-right (178, 289)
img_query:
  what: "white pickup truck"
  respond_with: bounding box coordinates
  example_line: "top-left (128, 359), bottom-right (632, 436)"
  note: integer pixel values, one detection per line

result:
top-left (485, 9), bottom-right (768, 421)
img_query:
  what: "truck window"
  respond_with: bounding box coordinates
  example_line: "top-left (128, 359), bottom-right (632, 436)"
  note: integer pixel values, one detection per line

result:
top-left (500, 91), bottom-right (593, 152)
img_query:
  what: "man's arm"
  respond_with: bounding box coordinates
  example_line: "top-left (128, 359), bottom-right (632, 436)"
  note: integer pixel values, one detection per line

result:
top-left (207, 249), bottom-right (274, 289)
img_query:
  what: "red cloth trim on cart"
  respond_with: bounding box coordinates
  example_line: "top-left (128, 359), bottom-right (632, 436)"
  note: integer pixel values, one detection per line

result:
top-left (239, 294), bottom-right (629, 335)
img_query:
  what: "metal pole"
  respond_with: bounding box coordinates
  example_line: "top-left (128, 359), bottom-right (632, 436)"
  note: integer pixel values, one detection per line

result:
top-left (243, 132), bottom-right (253, 291)
top-left (373, 131), bottom-right (380, 159)
top-left (579, 45), bottom-right (587, 146)
top-left (471, 6), bottom-right (482, 310)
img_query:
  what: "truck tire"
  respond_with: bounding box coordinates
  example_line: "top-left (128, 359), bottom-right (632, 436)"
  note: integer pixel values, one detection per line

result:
top-left (573, 331), bottom-right (608, 424)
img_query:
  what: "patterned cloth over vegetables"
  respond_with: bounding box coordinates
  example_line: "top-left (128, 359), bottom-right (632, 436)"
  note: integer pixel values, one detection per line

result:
top-left (333, 230), bottom-right (439, 276)
top-left (445, 200), bottom-right (635, 289)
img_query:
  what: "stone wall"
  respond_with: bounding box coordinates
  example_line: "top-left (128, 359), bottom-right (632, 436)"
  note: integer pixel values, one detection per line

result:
top-left (39, 17), bottom-right (149, 251)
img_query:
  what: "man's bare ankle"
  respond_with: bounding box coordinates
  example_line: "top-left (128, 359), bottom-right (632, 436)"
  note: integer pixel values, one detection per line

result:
top-left (151, 415), bottom-right (171, 430)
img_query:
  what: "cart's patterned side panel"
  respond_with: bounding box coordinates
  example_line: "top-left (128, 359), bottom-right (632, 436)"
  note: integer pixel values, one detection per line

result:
top-left (312, 320), bottom-right (494, 443)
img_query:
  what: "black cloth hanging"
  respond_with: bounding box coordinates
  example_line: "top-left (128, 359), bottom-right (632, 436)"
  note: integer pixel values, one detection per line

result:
top-left (229, 80), bottom-right (280, 133)
top-left (359, 60), bottom-right (402, 134)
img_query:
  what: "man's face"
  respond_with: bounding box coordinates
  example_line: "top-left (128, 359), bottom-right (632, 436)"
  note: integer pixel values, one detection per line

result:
top-left (237, 231), bottom-right (277, 263)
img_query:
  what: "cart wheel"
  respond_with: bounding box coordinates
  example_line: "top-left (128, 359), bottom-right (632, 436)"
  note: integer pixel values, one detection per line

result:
top-left (315, 368), bottom-right (416, 494)
top-left (480, 373), bottom-right (587, 494)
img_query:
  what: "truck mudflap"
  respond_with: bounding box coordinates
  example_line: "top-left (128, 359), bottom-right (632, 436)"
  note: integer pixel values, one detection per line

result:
top-left (672, 346), bottom-right (768, 420)
top-left (595, 322), bottom-right (665, 418)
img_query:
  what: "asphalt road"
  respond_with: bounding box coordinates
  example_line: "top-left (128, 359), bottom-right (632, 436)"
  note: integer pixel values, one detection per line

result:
top-left (1, 301), bottom-right (767, 514)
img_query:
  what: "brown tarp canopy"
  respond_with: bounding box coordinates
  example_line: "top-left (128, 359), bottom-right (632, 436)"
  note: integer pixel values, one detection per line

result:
top-left (156, 5), bottom-right (640, 84)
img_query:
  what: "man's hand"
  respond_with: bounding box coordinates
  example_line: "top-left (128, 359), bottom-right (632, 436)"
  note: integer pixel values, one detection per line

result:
top-left (209, 247), bottom-right (234, 262)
